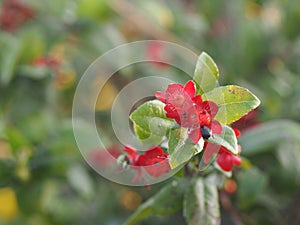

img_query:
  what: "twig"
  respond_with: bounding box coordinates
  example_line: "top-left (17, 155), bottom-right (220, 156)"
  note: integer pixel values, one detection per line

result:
top-left (220, 191), bottom-right (244, 225)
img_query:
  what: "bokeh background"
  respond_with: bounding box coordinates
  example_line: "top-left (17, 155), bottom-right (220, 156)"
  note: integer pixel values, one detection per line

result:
top-left (0, 0), bottom-right (300, 224)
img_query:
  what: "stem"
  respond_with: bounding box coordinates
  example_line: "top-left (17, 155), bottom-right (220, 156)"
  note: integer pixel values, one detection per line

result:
top-left (220, 191), bottom-right (244, 225)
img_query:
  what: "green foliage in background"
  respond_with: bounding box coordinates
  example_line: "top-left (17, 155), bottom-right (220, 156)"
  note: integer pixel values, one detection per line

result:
top-left (0, 0), bottom-right (300, 225)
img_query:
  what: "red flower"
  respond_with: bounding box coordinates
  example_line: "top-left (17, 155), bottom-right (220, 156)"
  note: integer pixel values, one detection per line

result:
top-left (155, 80), bottom-right (222, 144)
top-left (202, 128), bottom-right (242, 172)
top-left (124, 146), bottom-right (170, 182)
top-left (188, 96), bottom-right (222, 144)
top-left (0, 0), bottom-right (34, 32)
top-left (89, 146), bottom-right (122, 167)
top-left (219, 128), bottom-right (242, 171)
top-left (155, 80), bottom-right (196, 113)
top-left (216, 145), bottom-right (242, 172)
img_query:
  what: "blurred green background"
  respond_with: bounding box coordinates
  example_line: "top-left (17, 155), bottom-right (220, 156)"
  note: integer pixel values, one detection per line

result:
top-left (0, 0), bottom-right (300, 224)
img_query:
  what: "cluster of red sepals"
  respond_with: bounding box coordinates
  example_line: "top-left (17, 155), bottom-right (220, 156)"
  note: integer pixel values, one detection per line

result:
top-left (204, 128), bottom-right (242, 172)
top-left (121, 80), bottom-right (243, 182)
top-left (123, 146), bottom-right (170, 183)
top-left (155, 80), bottom-right (222, 144)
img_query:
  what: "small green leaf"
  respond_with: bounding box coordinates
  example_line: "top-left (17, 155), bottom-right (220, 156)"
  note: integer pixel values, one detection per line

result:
top-left (130, 100), bottom-right (173, 145)
top-left (184, 178), bottom-right (220, 225)
top-left (204, 85), bottom-right (260, 124)
top-left (239, 120), bottom-right (300, 156)
top-left (123, 179), bottom-right (187, 225)
top-left (193, 52), bottom-right (219, 95)
top-left (207, 125), bottom-right (238, 154)
top-left (168, 128), bottom-right (204, 169)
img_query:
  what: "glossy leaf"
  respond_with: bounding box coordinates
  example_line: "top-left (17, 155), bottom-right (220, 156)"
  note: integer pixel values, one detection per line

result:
top-left (184, 178), bottom-right (220, 225)
top-left (193, 52), bottom-right (219, 95)
top-left (204, 85), bottom-right (260, 124)
top-left (207, 125), bottom-right (238, 155)
top-left (123, 179), bottom-right (187, 225)
top-left (130, 100), bottom-right (173, 144)
top-left (168, 128), bottom-right (204, 169)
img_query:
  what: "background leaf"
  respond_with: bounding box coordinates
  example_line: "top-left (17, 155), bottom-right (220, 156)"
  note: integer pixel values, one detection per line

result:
top-left (193, 52), bottom-right (219, 95)
top-left (123, 179), bottom-right (187, 225)
top-left (204, 85), bottom-right (260, 124)
top-left (237, 168), bottom-right (268, 209)
top-left (184, 178), bottom-right (220, 225)
top-left (239, 120), bottom-right (300, 156)
top-left (130, 100), bottom-right (173, 144)
top-left (0, 34), bottom-right (23, 85)
top-left (277, 140), bottom-right (300, 183)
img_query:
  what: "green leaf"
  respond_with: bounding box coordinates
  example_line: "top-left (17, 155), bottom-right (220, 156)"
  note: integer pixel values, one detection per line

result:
top-left (0, 34), bottom-right (22, 85)
top-left (207, 125), bottom-right (238, 154)
top-left (277, 140), bottom-right (300, 182)
top-left (239, 120), bottom-right (300, 156)
top-left (184, 178), bottom-right (220, 225)
top-left (130, 100), bottom-right (173, 144)
top-left (193, 52), bottom-right (219, 95)
top-left (204, 85), bottom-right (260, 124)
top-left (123, 179), bottom-right (187, 225)
top-left (168, 128), bottom-right (204, 169)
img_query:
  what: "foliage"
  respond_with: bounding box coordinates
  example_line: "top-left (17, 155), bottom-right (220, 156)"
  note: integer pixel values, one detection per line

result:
top-left (0, 0), bottom-right (300, 225)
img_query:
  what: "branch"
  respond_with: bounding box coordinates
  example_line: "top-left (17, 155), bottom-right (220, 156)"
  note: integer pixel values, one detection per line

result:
top-left (220, 191), bottom-right (244, 225)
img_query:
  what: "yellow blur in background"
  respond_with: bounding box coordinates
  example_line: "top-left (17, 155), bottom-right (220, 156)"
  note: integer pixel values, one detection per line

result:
top-left (0, 188), bottom-right (19, 221)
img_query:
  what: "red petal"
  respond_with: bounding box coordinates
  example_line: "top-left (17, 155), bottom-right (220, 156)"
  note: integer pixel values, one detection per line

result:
top-left (166, 83), bottom-right (184, 94)
top-left (124, 146), bottom-right (137, 156)
top-left (155, 91), bottom-right (166, 103)
top-left (164, 104), bottom-right (180, 119)
top-left (217, 152), bottom-right (233, 171)
top-left (188, 128), bottom-right (201, 144)
top-left (184, 80), bottom-right (196, 98)
top-left (203, 142), bottom-right (220, 164)
top-left (136, 155), bottom-right (146, 166)
top-left (192, 95), bottom-right (202, 105)
top-left (211, 120), bottom-right (222, 134)
top-left (145, 160), bottom-right (170, 177)
top-left (232, 155), bottom-right (242, 166)
top-left (174, 117), bottom-right (182, 126)
top-left (233, 128), bottom-right (241, 138)
top-left (202, 101), bottom-right (219, 117)
top-left (144, 146), bottom-right (165, 159)
top-left (132, 167), bottom-right (142, 183)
